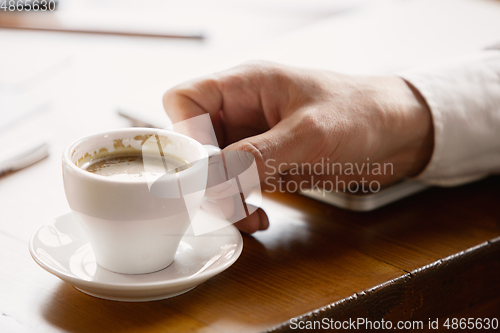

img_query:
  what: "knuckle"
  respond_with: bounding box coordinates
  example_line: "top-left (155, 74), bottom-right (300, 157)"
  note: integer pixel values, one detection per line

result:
top-left (163, 75), bottom-right (219, 102)
top-left (162, 83), bottom-right (189, 106)
top-left (238, 60), bottom-right (275, 71)
top-left (162, 87), bottom-right (177, 103)
top-left (297, 111), bottom-right (328, 142)
top-left (234, 60), bottom-right (286, 80)
top-left (299, 111), bottom-right (320, 130)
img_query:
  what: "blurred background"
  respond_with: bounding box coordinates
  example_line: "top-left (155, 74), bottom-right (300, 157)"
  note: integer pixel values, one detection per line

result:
top-left (1, 0), bottom-right (500, 226)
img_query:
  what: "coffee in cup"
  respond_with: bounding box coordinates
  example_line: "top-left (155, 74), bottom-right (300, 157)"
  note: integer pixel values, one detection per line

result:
top-left (83, 152), bottom-right (191, 179)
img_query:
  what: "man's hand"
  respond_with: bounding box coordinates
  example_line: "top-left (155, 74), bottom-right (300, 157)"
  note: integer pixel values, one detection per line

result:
top-left (163, 61), bottom-right (434, 233)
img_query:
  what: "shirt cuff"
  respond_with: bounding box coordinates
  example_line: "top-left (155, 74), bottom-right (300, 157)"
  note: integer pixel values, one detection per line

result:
top-left (398, 50), bottom-right (500, 186)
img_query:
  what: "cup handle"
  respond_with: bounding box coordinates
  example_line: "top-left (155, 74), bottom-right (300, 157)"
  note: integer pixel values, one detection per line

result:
top-left (201, 145), bottom-right (237, 221)
top-left (203, 145), bottom-right (221, 158)
top-left (202, 144), bottom-right (236, 196)
top-left (203, 144), bottom-right (229, 190)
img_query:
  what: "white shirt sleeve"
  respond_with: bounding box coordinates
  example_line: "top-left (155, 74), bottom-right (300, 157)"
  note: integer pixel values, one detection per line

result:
top-left (398, 47), bottom-right (500, 186)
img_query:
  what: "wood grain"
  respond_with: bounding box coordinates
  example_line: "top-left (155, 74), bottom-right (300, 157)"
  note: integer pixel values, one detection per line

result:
top-left (1, 177), bottom-right (499, 332)
top-left (271, 236), bottom-right (500, 332)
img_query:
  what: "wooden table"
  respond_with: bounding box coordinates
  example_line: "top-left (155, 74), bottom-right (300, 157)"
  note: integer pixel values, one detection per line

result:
top-left (2, 171), bottom-right (500, 332)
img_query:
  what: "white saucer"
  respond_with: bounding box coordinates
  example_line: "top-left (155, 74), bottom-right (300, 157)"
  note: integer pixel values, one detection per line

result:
top-left (29, 212), bottom-right (243, 302)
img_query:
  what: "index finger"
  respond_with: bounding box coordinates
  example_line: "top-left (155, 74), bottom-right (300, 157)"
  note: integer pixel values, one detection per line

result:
top-left (163, 76), bottom-right (224, 146)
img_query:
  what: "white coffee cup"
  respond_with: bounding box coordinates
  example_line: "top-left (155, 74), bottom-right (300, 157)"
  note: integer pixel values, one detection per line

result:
top-left (62, 128), bottom-right (215, 274)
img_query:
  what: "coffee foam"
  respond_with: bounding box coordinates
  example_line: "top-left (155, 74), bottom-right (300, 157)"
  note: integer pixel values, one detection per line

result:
top-left (83, 153), bottom-right (191, 180)
top-left (73, 135), bottom-right (154, 168)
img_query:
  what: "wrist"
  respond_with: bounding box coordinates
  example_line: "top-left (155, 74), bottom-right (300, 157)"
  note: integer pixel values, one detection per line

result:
top-left (374, 76), bottom-right (434, 181)
top-left (401, 78), bottom-right (434, 177)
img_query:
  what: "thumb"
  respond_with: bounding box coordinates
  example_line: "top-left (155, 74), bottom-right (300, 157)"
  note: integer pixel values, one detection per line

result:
top-left (223, 113), bottom-right (315, 183)
top-left (204, 115), bottom-right (313, 234)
